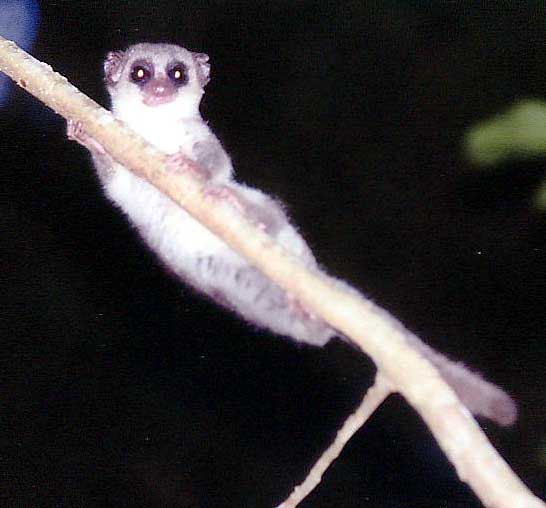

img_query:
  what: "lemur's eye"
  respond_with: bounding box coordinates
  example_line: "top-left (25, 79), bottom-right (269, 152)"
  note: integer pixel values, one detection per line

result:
top-left (167, 63), bottom-right (188, 85)
top-left (130, 64), bottom-right (152, 84)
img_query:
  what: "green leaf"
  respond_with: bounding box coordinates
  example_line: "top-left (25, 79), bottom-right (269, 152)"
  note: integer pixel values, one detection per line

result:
top-left (464, 99), bottom-right (546, 166)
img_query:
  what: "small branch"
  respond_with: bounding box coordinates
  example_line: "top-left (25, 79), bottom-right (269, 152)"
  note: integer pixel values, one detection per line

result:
top-left (277, 374), bottom-right (393, 508)
top-left (1, 37), bottom-right (544, 508)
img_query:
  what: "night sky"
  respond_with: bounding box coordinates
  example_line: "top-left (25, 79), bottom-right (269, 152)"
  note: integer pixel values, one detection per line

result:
top-left (1, 2), bottom-right (545, 507)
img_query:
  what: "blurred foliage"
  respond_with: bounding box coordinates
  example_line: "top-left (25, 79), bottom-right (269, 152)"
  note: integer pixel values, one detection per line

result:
top-left (0, 0), bottom-right (40, 105)
top-left (464, 99), bottom-right (546, 210)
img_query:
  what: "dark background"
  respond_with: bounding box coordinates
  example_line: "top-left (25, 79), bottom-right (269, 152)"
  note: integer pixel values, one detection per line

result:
top-left (1, 2), bottom-right (545, 507)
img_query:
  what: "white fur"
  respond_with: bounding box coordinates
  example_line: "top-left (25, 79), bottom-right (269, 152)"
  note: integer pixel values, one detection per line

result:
top-left (87, 44), bottom-right (517, 424)
top-left (99, 43), bottom-right (335, 346)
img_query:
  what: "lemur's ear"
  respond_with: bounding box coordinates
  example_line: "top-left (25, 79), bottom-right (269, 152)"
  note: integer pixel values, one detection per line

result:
top-left (104, 50), bottom-right (125, 86)
top-left (192, 52), bottom-right (210, 87)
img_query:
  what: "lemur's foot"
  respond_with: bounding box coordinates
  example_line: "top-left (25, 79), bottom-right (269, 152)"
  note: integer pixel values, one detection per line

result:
top-left (67, 120), bottom-right (106, 155)
top-left (165, 151), bottom-right (210, 180)
top-left (286, 292), bottom-right (319, 322)
top-left (204, 185), bottom-right (246, 214)
top-left (204, 185), bottom-right (281, 235)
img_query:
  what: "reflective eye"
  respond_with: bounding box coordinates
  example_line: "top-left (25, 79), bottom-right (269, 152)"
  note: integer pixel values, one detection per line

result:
top-left (167, 64), bottom-right (188, 85)
top-left (130, 64), bottom-right (151, 83)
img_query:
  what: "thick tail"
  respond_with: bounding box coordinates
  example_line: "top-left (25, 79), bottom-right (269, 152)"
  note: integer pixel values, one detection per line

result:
top-left (406, 333), bottom-right (517, 426)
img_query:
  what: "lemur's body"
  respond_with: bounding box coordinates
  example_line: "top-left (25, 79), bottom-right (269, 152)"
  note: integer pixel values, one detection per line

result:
top-left (68, 43), bottom-right (517, 426)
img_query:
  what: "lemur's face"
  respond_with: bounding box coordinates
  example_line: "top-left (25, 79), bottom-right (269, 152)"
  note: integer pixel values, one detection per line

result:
top-left (104, 43), bottom-right (210, 118)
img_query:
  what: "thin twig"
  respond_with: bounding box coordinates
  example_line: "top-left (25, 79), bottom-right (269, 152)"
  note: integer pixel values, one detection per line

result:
top-left (0, 37), bottom-right (544, 508)
top-left (277, 374), bottom-right (393, 508)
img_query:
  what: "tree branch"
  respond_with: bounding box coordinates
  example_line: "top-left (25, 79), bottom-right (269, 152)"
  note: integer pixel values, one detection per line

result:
top-left (277, 374), bottom-right (393, 508)
top-left (1, 36), bottom-right (543, 508)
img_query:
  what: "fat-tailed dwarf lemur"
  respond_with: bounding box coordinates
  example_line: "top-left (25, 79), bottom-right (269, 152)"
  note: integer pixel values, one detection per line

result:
top-left (67, 43), bottom-right (517, 426)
